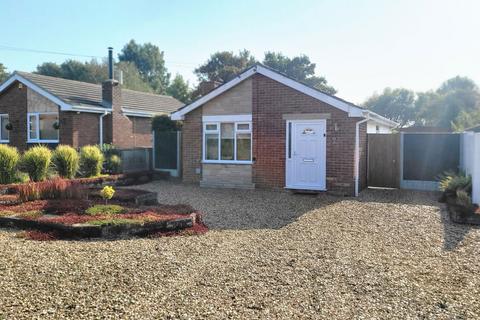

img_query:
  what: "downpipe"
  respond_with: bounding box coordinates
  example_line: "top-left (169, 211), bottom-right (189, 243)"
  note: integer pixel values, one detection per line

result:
top-left (99, 111), bottom-right (109, 146)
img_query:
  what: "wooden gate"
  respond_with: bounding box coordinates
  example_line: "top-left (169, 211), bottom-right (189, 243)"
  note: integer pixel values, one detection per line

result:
top-left (368, 133), bottom-right (400, 188)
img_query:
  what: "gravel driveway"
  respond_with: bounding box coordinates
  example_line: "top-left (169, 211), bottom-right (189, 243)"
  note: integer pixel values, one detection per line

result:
top-left (1, 180), bottom-right (479, 319)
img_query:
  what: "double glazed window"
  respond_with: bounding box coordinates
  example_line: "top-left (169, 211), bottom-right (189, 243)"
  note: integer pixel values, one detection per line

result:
top-left (28, 113), bottom-right (59, 142)
top-left (0, 114), bottom-right (9, 142)
top-left (203, 122), bottom-right (252, 163)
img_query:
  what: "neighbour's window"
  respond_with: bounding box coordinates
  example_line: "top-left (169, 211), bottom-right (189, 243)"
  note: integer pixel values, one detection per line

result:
top-left (376, 125), bottom-right (380, 134)
top-left (203, 122), bottom-right (252, 162)
top-left (27, 113), bottom-right (59, 142)
top-left (0, 114), bottom-right (9, 142)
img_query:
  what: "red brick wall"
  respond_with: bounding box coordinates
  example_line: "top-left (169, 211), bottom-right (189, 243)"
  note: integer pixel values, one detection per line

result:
top-left (179, 74), bottom-right (369, 196)
top-left (252, 74), bottom-right (362, 196)
top-left (0, 82), bottom-right (28, 151)
top-left (102, 80), bottom-right (152, 148)
top-left (131, 116), bottom-right (152, 147)
top-left (358, 122), bottom-right (368, 192)
top-left (59, 111), bottom-right (100, 147)
top-left (182, 107), bottom-right (202, 183)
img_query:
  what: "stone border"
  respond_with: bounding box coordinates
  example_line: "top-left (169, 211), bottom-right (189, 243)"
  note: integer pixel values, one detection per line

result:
top-left (0, 214), bottom-right (194, 239)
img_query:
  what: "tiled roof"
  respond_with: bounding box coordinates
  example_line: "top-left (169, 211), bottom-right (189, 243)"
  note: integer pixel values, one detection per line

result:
top-left (16, 71), bottom-right (183, 114)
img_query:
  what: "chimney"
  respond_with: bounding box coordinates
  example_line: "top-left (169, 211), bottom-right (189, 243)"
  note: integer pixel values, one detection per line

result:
top-left (108, 47), bottom-right (114, 80)
top-left (197, 80), bottom-right (222, 96)
top-left (102, 47), bottom-right (121, 108)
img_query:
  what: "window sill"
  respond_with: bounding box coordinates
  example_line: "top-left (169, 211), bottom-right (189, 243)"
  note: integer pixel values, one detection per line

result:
top-left (27, 140), bottom-right (59, 144)
top-left (202, 160), bottom-right (253, 165)
top-left (0, 141), bottom-right (9, 143)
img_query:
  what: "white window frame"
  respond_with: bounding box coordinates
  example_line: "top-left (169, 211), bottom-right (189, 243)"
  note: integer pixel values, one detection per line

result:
top-left (0, 114), bottom-right (9, 143)
top-left (202, 121), bottom-right (252, 164)
top-left (27, 112), bottom-right (59, 143)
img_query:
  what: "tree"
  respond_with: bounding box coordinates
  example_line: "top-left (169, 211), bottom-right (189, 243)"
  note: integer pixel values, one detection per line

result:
top-left (0, 63), bottom-right (9, 83)
top-left (262, 52), bottom-right (336, 94)
top-left (35, 62), bottom-right (63, 78)
top-left (194, 50), bottom-right (256, 83)
top-left (416, 77), bottom-right (480, 129)
top-left (118, 40), bottom-right (170, 94)
top-left (151, 114), bottom-right (181, 131)
top-left (116, 61), bottom-right (153, 93)
top-left (36, 59), bottom-right (153, 93)
top-left (451, 110), bottom-right (480, 132)
top-left (363, 88), bottom-right (417, 127)
top-left (437, 76), bottom-right (478, 94)
top-left (36, 59), bottom-right (107, 83)
top-left (365, 76), bottom-right (480, 130)
top-left (166, 74), bottom-right (191, 104)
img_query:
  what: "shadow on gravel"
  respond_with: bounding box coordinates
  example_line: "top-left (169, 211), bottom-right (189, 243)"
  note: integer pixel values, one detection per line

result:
top-left (359, 188), bottom-right (478, 251)
top-left (357, 188), bottom-right (441, 206)
top-left (439, 207), bottom-right (480, 251)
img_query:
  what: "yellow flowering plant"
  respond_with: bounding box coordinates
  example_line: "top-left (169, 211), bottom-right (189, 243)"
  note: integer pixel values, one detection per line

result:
top-left (100, 186), bottom-right (115, 204)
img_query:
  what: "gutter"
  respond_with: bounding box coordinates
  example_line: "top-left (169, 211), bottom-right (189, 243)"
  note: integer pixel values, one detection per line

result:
top-left (121, 108), bottom-right (155, 118)
top-left (354, 113), bottom-right (370, 197)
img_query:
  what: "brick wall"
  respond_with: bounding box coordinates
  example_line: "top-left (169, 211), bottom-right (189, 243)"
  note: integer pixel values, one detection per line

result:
top-left (182, 107), bottom-right (202, 183)
top-left (102, 80), bottom-right (152, 148)
top-left (59, 111), bottom-right (100, 147)
top-left (0, 82), bottom-right (28, 151)
top-left (358, 122), bottom-right (368, 191)
top-left (179, 74), bottom-right (369, 196)
top-left (252, 74), bottom-right (362, 196)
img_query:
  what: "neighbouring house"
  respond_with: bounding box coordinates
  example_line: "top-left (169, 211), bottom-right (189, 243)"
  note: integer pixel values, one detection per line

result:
top-left (0, 49), bottom-right (182, 151)
top-left (171, 64), bottom-right (397, 196)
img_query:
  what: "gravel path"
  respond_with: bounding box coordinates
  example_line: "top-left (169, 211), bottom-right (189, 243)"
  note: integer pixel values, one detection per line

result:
top-left (1, 180), bottom-right (479, 319)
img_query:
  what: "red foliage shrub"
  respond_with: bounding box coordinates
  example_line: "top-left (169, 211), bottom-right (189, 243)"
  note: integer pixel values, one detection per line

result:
top-left (16, 178), bottom-right (87, 202)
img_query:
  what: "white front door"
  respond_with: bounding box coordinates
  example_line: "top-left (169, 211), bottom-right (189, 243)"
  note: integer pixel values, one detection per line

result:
top-left (286, 120), bottom-right (326, 190)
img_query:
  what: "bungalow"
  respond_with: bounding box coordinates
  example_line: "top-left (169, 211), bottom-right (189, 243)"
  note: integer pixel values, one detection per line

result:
top-left (0, 49), bottom-right (182, 151)
top-left (171, 64), bottom-right (397, 196)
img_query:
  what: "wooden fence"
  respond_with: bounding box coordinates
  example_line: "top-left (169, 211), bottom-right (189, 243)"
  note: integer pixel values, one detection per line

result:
top-left (119, 148), bottom-right (152, 173)
top-left (368, 133), bottom-right (460, 191)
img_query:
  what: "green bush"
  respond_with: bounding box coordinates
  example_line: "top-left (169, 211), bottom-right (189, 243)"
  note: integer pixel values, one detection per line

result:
top-left (106, 154), bottom-right (122, 174)
top-left (151, 114), bottom-right (181, 131)
top-left (52, 145), bottom-right (79, 179)
top-left (456, 189), bottom-right (473, 209)
top-left (20, 146), bottom-right (52, 182)
top-left (85, 204), bottom-right (126, 216)
top-left (79, 145), bottom-right (104, 177)
top-left (0, 144), bottom-right (20, 184)
top-left (99, 144), bottom-right (122, 174)
top-left (438, 171), bottom-right (471, 194)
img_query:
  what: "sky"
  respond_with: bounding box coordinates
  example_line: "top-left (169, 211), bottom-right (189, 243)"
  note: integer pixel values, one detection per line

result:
top-left (1, 0), bottom-right (479, 104)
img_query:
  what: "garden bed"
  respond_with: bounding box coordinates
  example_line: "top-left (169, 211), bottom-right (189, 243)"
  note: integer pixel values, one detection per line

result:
top-left (0, 183), bottom-right (207, 239)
